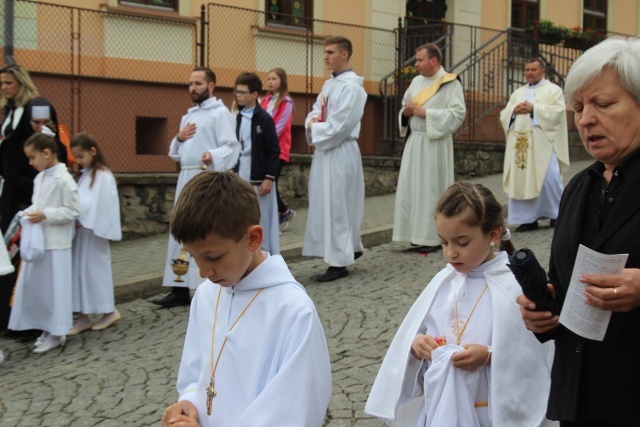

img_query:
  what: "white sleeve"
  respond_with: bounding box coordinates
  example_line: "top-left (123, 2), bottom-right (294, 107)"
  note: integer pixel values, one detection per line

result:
top-left (309, 84), bottom-right (366, 150)
top-left (208, 109), bottom-right (240, 171)
top-left (425, 81), bottom-right (466, 140)
top-left (43, 177), bottom-right (80, 225)
top-left (176, 293), bottom-right (202, 407)
top-left (235, 308), bottom-right (332, 427)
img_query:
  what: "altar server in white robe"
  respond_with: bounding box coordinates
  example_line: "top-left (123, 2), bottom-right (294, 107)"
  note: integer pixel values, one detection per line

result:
top-left (304, 36), bottom-right (367, 283)
top-left (393, 43), bottom-right (466, 253)
top-left (9, 132), bottom-right (80, 353)
top-left (500, 58), bottom-right (569, 232)
top-left (68, 133), bottom-right (122, 335)
top-left (366, 183), bottom-right (550, 427)
top-left (162, 171), bottom-right (331, 427)
top-left (155, 67), bottom-right (240, 309)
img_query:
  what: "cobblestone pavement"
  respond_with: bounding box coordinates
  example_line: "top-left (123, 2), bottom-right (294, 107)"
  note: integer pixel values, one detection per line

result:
top-left (0, 227), bottom-right (555, 427)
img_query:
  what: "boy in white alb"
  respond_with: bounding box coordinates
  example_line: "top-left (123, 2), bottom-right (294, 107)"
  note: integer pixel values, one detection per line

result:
top-left (162, 171), bottom-right (331, 427)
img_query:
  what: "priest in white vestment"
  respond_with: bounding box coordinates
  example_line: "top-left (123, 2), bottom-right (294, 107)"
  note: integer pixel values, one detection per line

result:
top-left (303, 36), bottom-right (367, 282)
top-left (154, 68), bottom-right (240, 308)
top-left (392, 43), bottom-right (466, 252)
top-left (500, 59), bottom-right (569, 232)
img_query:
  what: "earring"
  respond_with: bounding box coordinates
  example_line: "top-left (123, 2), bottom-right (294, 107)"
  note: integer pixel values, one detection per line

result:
top-left (490, 241), bottom-right (495, 247)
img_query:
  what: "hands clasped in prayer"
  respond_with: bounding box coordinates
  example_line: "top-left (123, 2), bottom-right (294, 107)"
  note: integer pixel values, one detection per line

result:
top-left (402, 103), bottom-right (426, 118)
top-left (513, 101), bottom-right (533, 115)
top-left (411, 334), bottom-right (491, 371)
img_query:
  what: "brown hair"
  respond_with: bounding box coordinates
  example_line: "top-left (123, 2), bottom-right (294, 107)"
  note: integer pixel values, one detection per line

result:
top-left (235, 72), bottom-right (262, 94)
top-left (416, 43), bottom-right (443, 64)
top-left (0, 64), bottom-right (39, 108)
top-left (267, 68), bottom-right (290, 111)
top-left (70, 132), bottom-right (111, 189)
top-left (24, 132), bottom-right (57, 155)
top-left (325, 36), bottom-right (353, 59)
top-left (192, 66), bottom-right (216, 84)
top-left (525, 58), bottom-right (545, 69)
top-left (171, 171), bottom-right (261, 244)
top-left (435, 182), bottom-right (515, 255)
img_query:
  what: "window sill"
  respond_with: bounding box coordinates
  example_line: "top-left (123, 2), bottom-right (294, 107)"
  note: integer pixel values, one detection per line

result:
top-left (251, 25), bottom-right (327, 42)
top-left (101, 4), bottom-right (196, 23)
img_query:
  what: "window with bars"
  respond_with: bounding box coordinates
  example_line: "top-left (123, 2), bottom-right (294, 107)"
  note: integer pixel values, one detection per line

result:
top-left (583, 0), bottom-right (607, 31)
top-left (120, 0), bottom-right (177, 11)
top-left (266, 0), bottom-right (313, 28)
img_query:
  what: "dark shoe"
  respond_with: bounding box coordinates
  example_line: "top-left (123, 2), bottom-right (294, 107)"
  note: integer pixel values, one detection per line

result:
top-left (354, 251), bottom-right (363, 260)
top-left (151, 288), bottom-right (191, 308)
top-left (516, 221), bottom-right (539, 232)
top-left (419, 246), bottom-right (441, 254)
top-left (317, 266), bottom-right (349, 282)
top-left (549, 219), bottom-right (557, 228)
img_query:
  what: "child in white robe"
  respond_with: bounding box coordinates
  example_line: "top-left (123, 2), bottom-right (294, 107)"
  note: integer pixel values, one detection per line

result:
top-left (162, 171), bottom-right (331, 427)
top-left (8, 132), bottom-right (80, 353)
top-left (68, 132), bottom-right (122, 334)
top-left (366, 182), bottom-right (550, 426)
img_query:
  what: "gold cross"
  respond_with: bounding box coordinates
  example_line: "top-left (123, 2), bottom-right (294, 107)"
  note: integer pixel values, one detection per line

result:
top-left (206, 376), bottom-right (216, 416)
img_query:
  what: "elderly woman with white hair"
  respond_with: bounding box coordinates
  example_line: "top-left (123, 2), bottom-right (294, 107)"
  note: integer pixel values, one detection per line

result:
top-left (518, 37), bottom-right (640, 426)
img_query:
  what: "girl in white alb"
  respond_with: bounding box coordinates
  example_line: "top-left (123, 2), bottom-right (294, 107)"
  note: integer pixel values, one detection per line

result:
top-left (366, 182), bottom-right (550, 426)
top-left (8, 131), bottom-right (80, 353)
top-left (68, 132), bottom-right (122, 334)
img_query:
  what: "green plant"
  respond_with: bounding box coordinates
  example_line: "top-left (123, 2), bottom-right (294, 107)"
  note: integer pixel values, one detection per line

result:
top-left (564, 26), bottom-right (605, 50)
top-left (533, 20), bottom-right (568, 44)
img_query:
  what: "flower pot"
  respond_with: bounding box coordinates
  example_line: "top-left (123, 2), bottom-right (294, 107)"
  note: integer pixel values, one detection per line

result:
top-left (563, 37), bottom-right (592, 51)
top-left (539, 33), bottom-right (564, 45)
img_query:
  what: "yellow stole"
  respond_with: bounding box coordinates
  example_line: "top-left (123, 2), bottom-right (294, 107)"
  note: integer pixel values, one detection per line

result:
top-left (412, 73), bottom-right (458, 106)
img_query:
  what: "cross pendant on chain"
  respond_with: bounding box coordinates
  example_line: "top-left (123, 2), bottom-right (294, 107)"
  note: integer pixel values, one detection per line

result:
top-left (206, 376), bottom-right (216, 416)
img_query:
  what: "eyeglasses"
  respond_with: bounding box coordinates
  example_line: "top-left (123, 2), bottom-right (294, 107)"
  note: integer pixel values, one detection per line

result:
top-left (235, 90), bottom-right (251, 96)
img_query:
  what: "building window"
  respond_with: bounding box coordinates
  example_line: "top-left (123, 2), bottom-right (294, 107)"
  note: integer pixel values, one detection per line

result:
top-left (583, 0), bottom-right (607, 31)
top-left (120, 0), bottom-right (178, 11)
top-left (266, 0), bottom-right (313, 28)
top-left (511, 0), bottom-right (539, 29)
top-left (136, 117), bottom-right (169, 155)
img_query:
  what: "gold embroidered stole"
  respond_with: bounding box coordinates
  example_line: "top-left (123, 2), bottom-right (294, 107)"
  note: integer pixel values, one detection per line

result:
top-left (412, 73), bottom-right (458, 106)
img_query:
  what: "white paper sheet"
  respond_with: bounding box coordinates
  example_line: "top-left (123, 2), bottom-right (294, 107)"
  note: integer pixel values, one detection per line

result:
top-left (559, 244), bottom-right (628, 341)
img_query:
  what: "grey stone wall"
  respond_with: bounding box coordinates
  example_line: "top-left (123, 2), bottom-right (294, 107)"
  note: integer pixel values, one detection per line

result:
top-left (115, 134), bottom-right (590, 240)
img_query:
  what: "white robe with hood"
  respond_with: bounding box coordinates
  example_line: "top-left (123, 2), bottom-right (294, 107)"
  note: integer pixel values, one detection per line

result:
top-left (500, 79), bottom-right (569, 224)
top-left (176, 253), bottom-right (332, 427)
top-left (366, 252), bottom-right (550, 426)
top-left (393, 67), bottom-right (466, 246)
top-left (162, 97), bottom-right (240, 289)
top-left (303, 70), bottom-right (367, 267)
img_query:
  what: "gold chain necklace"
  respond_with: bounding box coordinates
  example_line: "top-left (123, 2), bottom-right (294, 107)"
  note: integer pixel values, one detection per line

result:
top-left (453, 284), bottom-right (488, 345)
top-left (206, 287), bottom-right (264, 415)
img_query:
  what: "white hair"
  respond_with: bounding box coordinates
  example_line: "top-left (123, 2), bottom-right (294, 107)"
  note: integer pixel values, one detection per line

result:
top-left (564, 37), bottom-right (640, 105)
